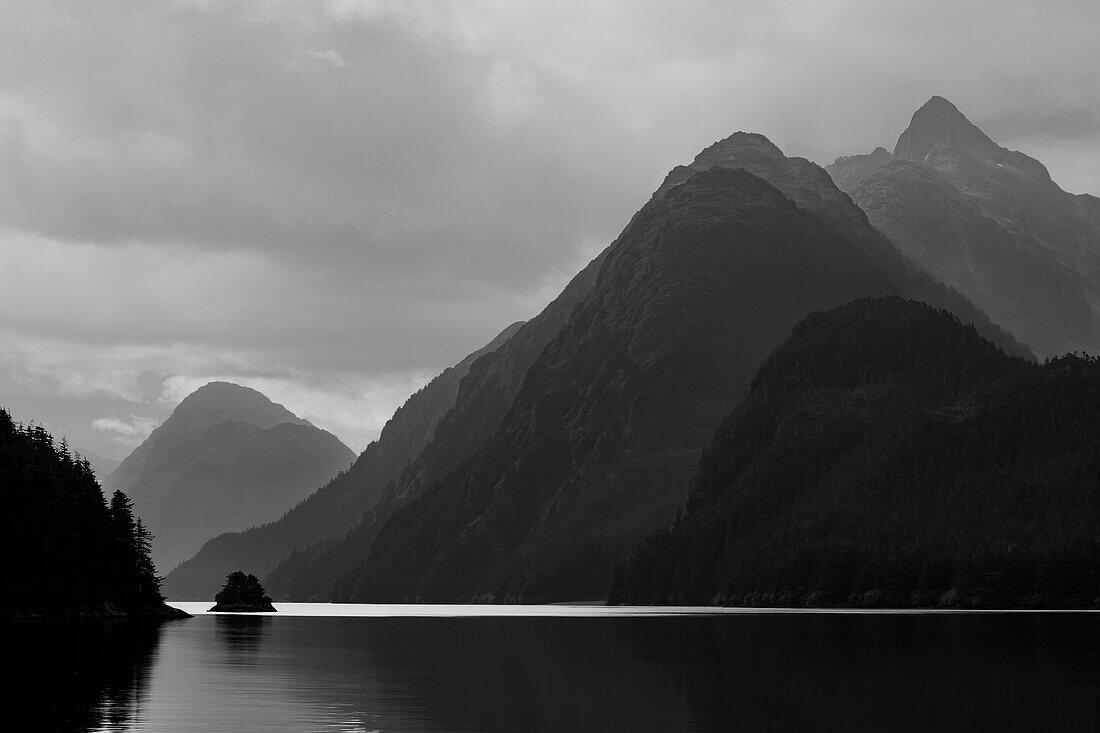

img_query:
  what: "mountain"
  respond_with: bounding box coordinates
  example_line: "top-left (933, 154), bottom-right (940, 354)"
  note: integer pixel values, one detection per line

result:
top-left (827, 96), bottom-right (1100, 358)
top-left (290, 133), bottom-right (1027, 604)
top-left (611, 297), bottom-right (1100, 608)
top-left (0, 408), bottom-right (183, 618)
top-left (107, 382), bottom-right (354, 573)
top-left (76, 448), bottom-right (121, 481)
top-left (162, 322), bottom-right (525, 599)
top-left (261, 250), bottom-right (608, 600)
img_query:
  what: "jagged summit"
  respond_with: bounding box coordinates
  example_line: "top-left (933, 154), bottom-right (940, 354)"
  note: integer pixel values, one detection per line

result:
top-left (828, 96), bottom-right (1100, 358)
top-left (654, 132), bottom-right (787, 199)
top-left (653, 130), bottom-right (870, 236)
top-left (894, 95), bottom-right (996, 161)
top-left (693, 131), bottom-right (786, 165)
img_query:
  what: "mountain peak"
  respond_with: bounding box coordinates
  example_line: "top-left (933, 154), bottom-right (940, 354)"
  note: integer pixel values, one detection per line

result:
top-left (922, 94), bottom-right (962, 113)
top-left (107, 379), bottom-right (352, 572)
top-left (894, 96), bottom-right (995, 161)
top-left (692, 131), bottom-right (785, 169)
top-left (170, 381), bottom-right (311, 433)
top-left (656, 130), bottom-right (857, 226)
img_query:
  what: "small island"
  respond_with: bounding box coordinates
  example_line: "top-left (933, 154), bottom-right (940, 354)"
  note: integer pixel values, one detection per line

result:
top-left (209, 571), bottom-right (277, 612)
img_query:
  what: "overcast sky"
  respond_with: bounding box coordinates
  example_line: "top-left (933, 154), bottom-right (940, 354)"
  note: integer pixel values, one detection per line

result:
top-left (2, 0), bottom-right (1098, 459)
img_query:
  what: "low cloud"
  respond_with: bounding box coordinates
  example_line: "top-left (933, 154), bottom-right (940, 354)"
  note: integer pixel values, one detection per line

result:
top-left (92, 414), bottom-right (160, 447)
top-left (303, 49), bottom-right (347, 68)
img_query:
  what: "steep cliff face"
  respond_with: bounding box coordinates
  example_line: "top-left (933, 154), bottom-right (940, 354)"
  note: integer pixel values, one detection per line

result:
top-left (162, 323), bottom-right (523, 599)
top-left (828, 96), bottom-right (1100, 358)
top-left (106, 382), bottom-right (354, 573)
top-left (612, 297), bottom-right (1100, 609)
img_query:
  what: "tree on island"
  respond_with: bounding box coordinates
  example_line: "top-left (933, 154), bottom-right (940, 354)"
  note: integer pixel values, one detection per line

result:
top-left (210, 571), bottom-right (277, 612)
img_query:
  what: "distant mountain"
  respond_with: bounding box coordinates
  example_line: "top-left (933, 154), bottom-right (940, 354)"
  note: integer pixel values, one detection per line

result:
top-left (162, 323), bottom-right (525, 599)
top-left (75, 448), bottom-right (121, 481)
top-left (107, 382), bottom-right (354, 573)
top-left (1, 408), bottom-right (182, 618)
top-left (293, 132), bottom-right (1025, 604)
top-left (612, 297), bottom-right (1100, 608)
top-left (827, 96), bottom-right (1100, 358)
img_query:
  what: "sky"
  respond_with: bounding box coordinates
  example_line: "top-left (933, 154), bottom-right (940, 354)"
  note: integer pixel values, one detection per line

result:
top-left (1, 0), bottom-right (1098, 459)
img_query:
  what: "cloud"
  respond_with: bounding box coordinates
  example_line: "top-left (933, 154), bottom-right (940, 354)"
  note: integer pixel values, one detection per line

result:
top-left (2, 0), bottom-right (1099, 454)
top-left (92, 414), bottom-right (161, 447)
top-left (978, 106), bottom-right (1100, 142)
top-left (303, 49), bottom-right (347, 68)
top-left (479, 59), bottom-right (541, 130)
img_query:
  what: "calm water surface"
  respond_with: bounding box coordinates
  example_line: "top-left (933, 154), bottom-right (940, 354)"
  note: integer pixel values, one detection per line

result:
top-left (9, 605), bottom-right (1100, 732)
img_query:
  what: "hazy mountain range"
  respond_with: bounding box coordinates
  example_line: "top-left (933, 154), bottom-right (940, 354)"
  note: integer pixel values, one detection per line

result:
top-left (80, 95), bottom-right (1100, 607)
top-left (75, 448), bottom-right (120, 482)
top-left (105, 382), bottom-right (354, 572)
top-left (162, 322), bottom-right (527, 599)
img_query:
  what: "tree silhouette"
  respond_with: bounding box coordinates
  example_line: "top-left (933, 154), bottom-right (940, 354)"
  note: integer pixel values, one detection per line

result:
top-left (1, 407), bottom-right (168, 616)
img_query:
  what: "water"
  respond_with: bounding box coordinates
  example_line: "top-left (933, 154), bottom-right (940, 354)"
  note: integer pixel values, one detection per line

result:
top-left (8, 605), bottom-right (1099, 732)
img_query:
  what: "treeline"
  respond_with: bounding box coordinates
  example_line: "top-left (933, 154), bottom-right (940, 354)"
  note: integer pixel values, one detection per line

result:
top-left (0, 408), bottom-right (172, 617)
top-left (611, 297), bottom-right (1100, 608)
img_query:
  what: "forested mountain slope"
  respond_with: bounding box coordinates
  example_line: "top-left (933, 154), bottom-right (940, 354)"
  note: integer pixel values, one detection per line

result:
top-left (612, 297), bottom-right (1100, 608)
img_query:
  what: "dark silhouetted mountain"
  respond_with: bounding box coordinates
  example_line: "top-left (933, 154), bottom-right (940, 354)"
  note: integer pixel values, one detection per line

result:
top-left (106, 382), bottom-right (354, 573)
top-left (827, 96), bottom-right (1100, 358)
top-left (292, 130), bottom-right (1026, 604)
top-left (162, 322), bottom-right (525, 599)
top-left (76, 448), bottom-right (121, 481)
top-left (612, 297), bottom-right (1100, 608)
top-left (261, 254), bottom-right (606, 600)
top-left (1, 407), bottom-right (184, 618)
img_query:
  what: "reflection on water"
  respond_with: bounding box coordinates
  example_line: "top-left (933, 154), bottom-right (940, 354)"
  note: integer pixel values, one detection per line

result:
top-left (214, 614), bottom-right (271, 665)
top-left (5, 619), bottom-right (165, 732)
top-left (9, 610), bottom-right (1100, 732)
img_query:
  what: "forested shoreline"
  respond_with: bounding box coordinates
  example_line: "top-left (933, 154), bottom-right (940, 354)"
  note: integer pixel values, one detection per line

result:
top-left (0, 408), bottom-right (186, 619)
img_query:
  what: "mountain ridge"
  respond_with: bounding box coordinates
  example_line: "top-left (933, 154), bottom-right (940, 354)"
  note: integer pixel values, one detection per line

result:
top-left (307, 135), bottom-right (1025, 603)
